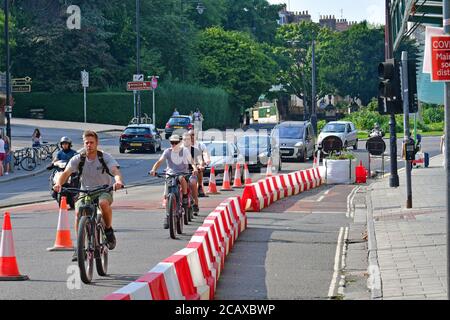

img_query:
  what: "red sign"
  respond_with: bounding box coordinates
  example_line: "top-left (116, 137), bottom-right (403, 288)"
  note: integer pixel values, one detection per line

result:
top-left (431, 36), bottom-right (450, 82)
top-left (127, 81), bottom-right (152, 91)
top-left (151, 77), bottom-right (158, 89)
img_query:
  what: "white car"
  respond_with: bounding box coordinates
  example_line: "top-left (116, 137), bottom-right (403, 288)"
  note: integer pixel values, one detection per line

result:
top-left (318, 121), bottom-right (358, 151)
top-left (202, 141), bottom-right (244, 181)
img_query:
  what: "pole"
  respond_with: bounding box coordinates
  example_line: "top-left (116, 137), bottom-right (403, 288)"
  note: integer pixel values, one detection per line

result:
top-left (4, 0), bottom-right (11, 146)
top-left (443, 0), bottom-right (450, 300)
top-left (311, 39), bottom-right (318, 136)
top-left (152, 86), bottom-right (156, 128)
top-left (385, 0), bottom-right (400, 188)
top-left (136, 0), bottom-right (141, 124)
top-left (133, 90), bottom-right (136, 118)
top-left (83, 86), bottom-right (87, 123)
top-left (401, 51), bottom-right (412, 209)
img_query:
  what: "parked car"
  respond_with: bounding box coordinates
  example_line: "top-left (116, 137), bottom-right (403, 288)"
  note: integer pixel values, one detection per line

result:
top-left (242, 122), bottom-right (278, 134)
top-left (318, 121), bottom-right (358, 151)
top-left (236, 134), bottom-right (281, 172)
top-left (164, 115), bottom-right (194, 139)
top-left (202, 140), bottom-right (244, 182)
top-left (119, 124), bottom-right (162, 154)
top-left (272, 121), bottom-right (316, 162)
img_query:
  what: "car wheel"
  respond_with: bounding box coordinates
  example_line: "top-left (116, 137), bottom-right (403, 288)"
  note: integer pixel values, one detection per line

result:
top-left (149, 145), bottom-right (156, 154)
top-left (165, 134), bottom-right (170, 140)
top-left (119, 147), bottom-right (125, 154)
top-left (300, 149), bottom-right (307, 163)
top-left (344, 141), bottom-right (348, 149)
top-left (278, 158), bottom-right (282, 172)
top-left (353, 139), bottom-right (358, 150)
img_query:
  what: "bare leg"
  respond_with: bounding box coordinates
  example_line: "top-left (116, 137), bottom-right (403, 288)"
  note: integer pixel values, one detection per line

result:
top-left (190, 179), bottom-right (199, 206)
top-left (99, 200), bottom-right (113, 229)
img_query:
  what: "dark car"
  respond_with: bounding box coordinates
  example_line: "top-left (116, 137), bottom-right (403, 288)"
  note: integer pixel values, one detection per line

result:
top-left (119, 124), bottom-right (162, 154)
top-left (165, 116), bottom-right (194, 139)
top-left (242, 122), bottom-right (277, 134)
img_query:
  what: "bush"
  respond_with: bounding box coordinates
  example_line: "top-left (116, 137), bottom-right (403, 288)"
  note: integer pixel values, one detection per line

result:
top-left (12, 81), bottom-right (236, 129)
top-left (423, 106), bottom-right (444, 124)
top-left (317, 120), bottom-right (327, 132)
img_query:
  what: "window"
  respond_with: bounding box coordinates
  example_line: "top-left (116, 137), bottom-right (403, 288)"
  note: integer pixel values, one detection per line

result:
top-left (322, 123), bottom-right (346, 133)
top-left (347, 124), bottom-right (352, 133)
top-left (124, 127), bottom-right (150, 135)
top-left (169, 117), bottom-right (190, 125)
top-left (277, 126), bottom-right (304, 139)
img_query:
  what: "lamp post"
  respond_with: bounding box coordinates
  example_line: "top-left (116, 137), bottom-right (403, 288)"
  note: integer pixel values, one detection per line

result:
top-left (4, 0), bottom-right (11, 145)
top-left (311, 39), bottom-right (318, 136)
top-left (136, 0), bottom-right (141, 124)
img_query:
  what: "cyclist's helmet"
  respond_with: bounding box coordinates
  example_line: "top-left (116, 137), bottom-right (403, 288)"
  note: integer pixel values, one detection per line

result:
top-left (60, 136), bottom-right (72, 148)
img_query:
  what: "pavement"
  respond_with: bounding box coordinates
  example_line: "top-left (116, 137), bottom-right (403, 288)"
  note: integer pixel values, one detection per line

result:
top-left (343, 154), bottom-right (447, 300)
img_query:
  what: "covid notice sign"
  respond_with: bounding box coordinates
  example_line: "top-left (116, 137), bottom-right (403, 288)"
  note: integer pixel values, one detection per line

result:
top-left (431, 35), bottom-right (450, 82)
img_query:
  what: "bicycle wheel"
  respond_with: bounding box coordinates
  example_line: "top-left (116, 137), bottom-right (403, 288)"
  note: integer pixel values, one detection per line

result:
top-left (183, 204), bottom-right (189, 225)
top-left (20, 156), bottom-right (36, 171)
top-left (176, 206), bottom-right (184, 235)
top-left (77, 216), bottom-right (94, 284)
top-left (95, 216), bottom-right (108, 276)
top-left (167, 193), bottom-right (177, 239)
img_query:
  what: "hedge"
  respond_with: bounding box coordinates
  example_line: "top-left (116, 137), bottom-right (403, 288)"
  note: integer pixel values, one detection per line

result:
top-left (12, 82), bottom-right (237, 129)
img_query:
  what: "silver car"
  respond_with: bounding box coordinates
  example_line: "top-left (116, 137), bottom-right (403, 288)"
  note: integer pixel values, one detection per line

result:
top-left (272, 121), bottom-right (316, 162)
top-left (318, 121), bottom-right (358, 151)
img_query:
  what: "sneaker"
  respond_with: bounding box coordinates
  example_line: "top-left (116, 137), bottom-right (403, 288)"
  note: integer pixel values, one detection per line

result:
top-left (193, 205), bottom-right (199, 216)
top-left (105, 227), bottom-right (116, 250)
top-left (4, 172), bottom-right (8, 176)
top-left (163, 216), bottom-right (169, 229)
top-left (71, 250), bottom-right (77, 262)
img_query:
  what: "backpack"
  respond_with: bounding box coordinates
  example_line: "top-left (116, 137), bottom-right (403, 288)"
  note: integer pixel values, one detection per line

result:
top-left (78, 150), bottom-right (114, 178)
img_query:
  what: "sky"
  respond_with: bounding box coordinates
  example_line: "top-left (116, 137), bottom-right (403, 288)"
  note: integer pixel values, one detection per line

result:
top-left (267, 0), bottom-right (385, 25)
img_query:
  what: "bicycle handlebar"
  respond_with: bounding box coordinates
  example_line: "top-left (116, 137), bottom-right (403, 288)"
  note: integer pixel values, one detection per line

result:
top-left (61, 184), bottom-right (124, 195)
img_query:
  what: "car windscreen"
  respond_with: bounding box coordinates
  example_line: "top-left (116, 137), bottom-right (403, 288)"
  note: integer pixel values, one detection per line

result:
top-left (169, 117), bottom-right (190, 125)
top-left (277, 126), bottom-right (304, 139)
top-left (237, 136), bottom-right (269, 150)
top-left (124, 128), bottom-right (150, 135)
top-left (206, 143), bottom-right (229, 157)
top-left (322, 123), bottom-right (346, 133)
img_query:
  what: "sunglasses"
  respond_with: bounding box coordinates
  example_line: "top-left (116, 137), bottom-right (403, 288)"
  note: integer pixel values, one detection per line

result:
top-left (170, 141), bottom-right (179, 145)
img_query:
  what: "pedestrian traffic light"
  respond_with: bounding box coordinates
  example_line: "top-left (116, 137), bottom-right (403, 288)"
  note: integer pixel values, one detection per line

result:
top-left (378, 58), bottom-right (403, 115)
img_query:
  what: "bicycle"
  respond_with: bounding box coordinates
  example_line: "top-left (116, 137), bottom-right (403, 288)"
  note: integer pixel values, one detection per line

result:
top-left (61, 184), bottom-right (123, 284)
top-left (154, 172), bottom-right (194, 239)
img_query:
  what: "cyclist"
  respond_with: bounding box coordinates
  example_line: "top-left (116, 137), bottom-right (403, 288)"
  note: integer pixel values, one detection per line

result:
top-left (182, 132), bottom-right (204, 215)
top-left (149, 134), bottom-right (198, 228)
top-left (53, 130), bottom-right (124, 261)
top-left (188, 130), bottom-right (210, 197)
top-left (54, 136), bottom-right (77, 162)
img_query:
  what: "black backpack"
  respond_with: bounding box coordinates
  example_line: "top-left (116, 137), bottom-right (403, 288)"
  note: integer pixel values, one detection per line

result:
top-left (78, 150), bottom-right (114, 178)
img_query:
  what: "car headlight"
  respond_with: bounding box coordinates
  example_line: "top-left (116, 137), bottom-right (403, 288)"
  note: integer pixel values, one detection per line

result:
top-left (294, 142), bottom-right (303, 147)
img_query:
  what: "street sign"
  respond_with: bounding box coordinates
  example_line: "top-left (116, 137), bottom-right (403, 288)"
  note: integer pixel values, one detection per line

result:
top-left (127, 81), bottom-right (152, 91)
top-left (81, 70), bottom-right (89, 88)
top-left (5, 105), bottom-right (12, 113)
top-left (431, 35), bottom-right (450, 82)
top-left (133, 74), bottom-right (144, 81)
top-left (151, 76), bottom-right (158, 89)
top-left (12, 85), bottom-right (31, 93)
top-left (366, 136), bottom-right (386, 156)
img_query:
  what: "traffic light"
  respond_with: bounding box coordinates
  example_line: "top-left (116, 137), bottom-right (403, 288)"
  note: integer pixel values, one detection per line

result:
top-left (377, 58), bottom-right (403, 115)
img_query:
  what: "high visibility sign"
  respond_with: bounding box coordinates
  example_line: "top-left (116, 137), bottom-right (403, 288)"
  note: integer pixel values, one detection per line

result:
top-left (431, 35), bottom-right (450, 82)
top-left (127, 81), bottom-right (152, 91)
top-left (151, 76), bottom-right (158, 89)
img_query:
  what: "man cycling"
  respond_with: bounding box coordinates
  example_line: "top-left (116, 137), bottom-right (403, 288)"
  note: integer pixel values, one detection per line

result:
top-left (188, 130), bottom-right (210, 197)
top-left (182, 132), bottom-right (204, 215)
top-left (149, 134), bottom-right (198, 228)
top-left (53, 130), bottom-right (124, 261)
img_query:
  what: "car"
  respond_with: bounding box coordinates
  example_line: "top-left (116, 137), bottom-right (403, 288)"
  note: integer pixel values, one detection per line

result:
top-left (242, 122), bottom-right (278, 134)
top-left (119, 124), bottom-right (162, 154)
top-left (236, 134), bottom-right (281, 172)
top-left (318, 121), bottom-right (358, 151)
top-left (202, 140), bottom-right (244, 182)
top-left (272, 121), bottom-right (316, 162)
top-left (164, 116), bottom-right (194, 139)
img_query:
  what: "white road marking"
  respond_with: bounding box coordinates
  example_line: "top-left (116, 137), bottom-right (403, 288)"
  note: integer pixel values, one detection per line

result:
top-left (324, 189), bottom-right (331, 195)
top-left (317, 195), bottom-right (325, 202)
top-left (328, 227), bottom-right (344, 298)
top-left (346, 186), bottom-right (359, 219)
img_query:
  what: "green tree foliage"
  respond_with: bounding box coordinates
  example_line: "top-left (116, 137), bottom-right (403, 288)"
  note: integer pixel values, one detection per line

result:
top-left (197, 27), bottom-right (277, 112)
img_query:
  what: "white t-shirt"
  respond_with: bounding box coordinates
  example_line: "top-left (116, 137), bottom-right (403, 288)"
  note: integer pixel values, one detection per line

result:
top-left (0, 138), bottom-right (5, 153)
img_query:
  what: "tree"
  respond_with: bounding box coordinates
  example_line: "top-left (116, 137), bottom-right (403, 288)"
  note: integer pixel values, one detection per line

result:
top-left (197, 27), bottom-right (277, 111)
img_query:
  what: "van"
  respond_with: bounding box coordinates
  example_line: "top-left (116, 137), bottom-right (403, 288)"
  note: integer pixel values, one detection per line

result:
top-left (272, 121), bottom-right (316, 162)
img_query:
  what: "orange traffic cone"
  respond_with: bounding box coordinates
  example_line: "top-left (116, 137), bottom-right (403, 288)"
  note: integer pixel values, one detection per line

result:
top-left (0, 212), bottom-right (29, 281)
top-left (233, 163), bottom-right (243, 188)
top-left (221, 165), bottom-right (233, 191)
top-left (244, 163), bottom-right (252, 185)
top-left (47, 197), bottom-right (74, 252)
top-left (207, 166), bottom-right (220, 195)
top-left (266, 158), bottom-right (273, 177)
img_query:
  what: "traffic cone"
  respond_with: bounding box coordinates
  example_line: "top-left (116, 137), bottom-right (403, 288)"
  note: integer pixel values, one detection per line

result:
top-left (47, 197), bottom-right (74, 252)
top-left (221, 165), bottom-right (233, 191)
top-left (244, 163), bottom-right (252, 184)
top-left (207, 166), bottom-right (220, 195)
top-left (233, 163), bottom-right (243, 188)
top-left (266, 158), bottom-right (273, 177)
top-left (0, 212), bottom-right (29, 281)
